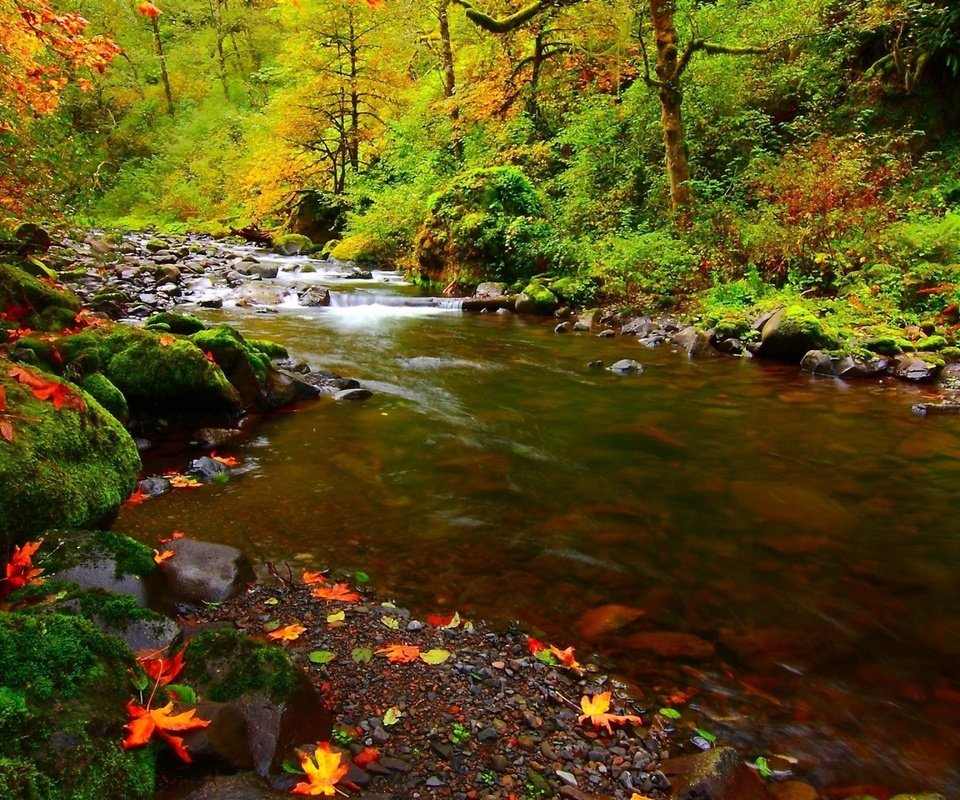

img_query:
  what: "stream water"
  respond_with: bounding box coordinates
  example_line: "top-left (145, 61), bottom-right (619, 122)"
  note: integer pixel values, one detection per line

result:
top-left (120, 252), bottom-right (960, 795)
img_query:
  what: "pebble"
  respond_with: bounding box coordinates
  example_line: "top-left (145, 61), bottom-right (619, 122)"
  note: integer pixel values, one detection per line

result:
top-left (555, 769), bottom-right (578, 787)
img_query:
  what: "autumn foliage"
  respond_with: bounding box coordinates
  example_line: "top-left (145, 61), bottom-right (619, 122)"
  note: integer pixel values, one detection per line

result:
top-left (123, 701), bottom-right (210, 762)
top-left (0, 539), bottom-right (44, 600)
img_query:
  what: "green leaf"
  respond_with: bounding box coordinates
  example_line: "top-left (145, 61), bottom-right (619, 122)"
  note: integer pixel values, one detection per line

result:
top-left (381, 616), bottom-right (400, 630)
top-left (354, 571), bottom-right (370, 583)
top-left (383, 706), bottom-right (403, 726)
top-left (130, 673), bottom-right (149, 692)
top-left (351, 647), bottom-right (373, 663)
top-left (442, 611), bottom-right (460, 629)
top-left (327, 609), bottom-right (346, 624)
top-left (659, 707), bottom-right (681, 720)
top-left (264, 597), bottom-right (279, 606)
top-left (309, 650), bottom-right (336, 665)
top-left (263, 620), bottom-right (280, 632)
top-left (166, 684), bottom-right (197, 704)
top-left (381, 601), bottom-right (396, 609)
top-left (754, 757), bottom-right (773, 779)
top-left (535, 649), bottom-right (559, 665)
top-left (282, 759), bottom-right (305, 775)
top-left (695, 728), bottom-right (717, 743)
top-left (419, 648), bottom-right (452, 665)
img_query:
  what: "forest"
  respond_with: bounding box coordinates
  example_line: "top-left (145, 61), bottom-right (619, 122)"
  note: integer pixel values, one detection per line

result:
top-left (3, 0), bottom-right (960, 331)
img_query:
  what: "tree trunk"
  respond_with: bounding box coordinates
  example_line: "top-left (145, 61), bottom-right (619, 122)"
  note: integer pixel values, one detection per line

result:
top-left (648, 0), bottom-right (692, 226)
top-left (348, 10), bottom-right (360, 171)
top-left (151, 16), bottom-right (175, 116)
top-left (438, 0), bottom-right (463, 159)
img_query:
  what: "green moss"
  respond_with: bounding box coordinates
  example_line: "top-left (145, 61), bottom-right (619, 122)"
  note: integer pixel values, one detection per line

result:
top-left (183, 627), bottom-right (301, 702)
top-left (144, 312), bottom-right (206, 335)
top-left (274, 233), bottom-right (313, 254)
top-left (941, 346), bottom-right (960, 360)
top-left (864, 336), bottom-right (903, 356)
top-left (191, 324), bottom-right (272, 385)
top-left (80, 373), bottom-right (129, 422)
top-left (0, 611), bottom-right (157, 800)
top-left (0, 263), bottom-right (81, 332)
top-left (248, 338), bottom-right (289, 359)
top-left (515, 280), bottom-right (559, 314)
top-left (916, 334), bottom-right (948, 351)
top-left (0, 360), bottom-right (141, 546)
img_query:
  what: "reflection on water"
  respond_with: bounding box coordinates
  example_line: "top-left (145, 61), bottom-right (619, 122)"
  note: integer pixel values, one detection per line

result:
top-left (122, 299), bottom-right (960, 795)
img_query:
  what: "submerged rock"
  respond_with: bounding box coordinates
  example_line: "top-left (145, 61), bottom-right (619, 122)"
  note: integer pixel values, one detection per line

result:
top-left (609, 359), bottom-right (644, 374)
top-left (673, 326), bottom-right (719, 358)
top-left (894, 354), bottom-right (944, 383)
top-left (661, 747), bottom-right (772, 800)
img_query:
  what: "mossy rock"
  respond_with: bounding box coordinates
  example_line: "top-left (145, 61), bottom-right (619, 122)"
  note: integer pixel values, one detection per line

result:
top-left (916, 334), bottom-right (948, 351)
top-left (181, 628), bottom-right (303, 703)
top-left (40, 528), bottom-right (156, 584)
top-left (328, 233), bottom-right (387, 264)
top-left (17, 325), bottom-right (241, 415)
top-left (864, 336), bottom-right (902, 356)
top-left (145, 312), bottom-right (206, 335)
top-left (274, 234), bottom-right (313, 256)
top-left (757, 305), bottom-right (838, 363)
top-left (190, 325), bottom-right (273, 405)
top-left (0, 262), bottom-right (80, 332)
top-left (515, 280), bottom-right (559, 315)
top-left (81, 373), bottom-right (129, 423)
top-left (248, 339), bottom-right (289, 360)
top-left (0, 611), bottom-right (156, 800)
top-left (0, 360), bottom-right (141, 552)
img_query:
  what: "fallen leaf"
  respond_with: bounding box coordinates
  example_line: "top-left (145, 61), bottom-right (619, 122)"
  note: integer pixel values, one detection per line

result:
top-left (353, 747), bottom-right (380, 768)
top-left (153, 549), bottom-right (174, 564)
top-left (549, 645), bottom-right (581, 670)
top-left (8, 366), bottom-right (85, 412)
top-left (292, 742), bottom-right (348, 796)
top-left (578, 692), bottom-right (643, 734)
top-left (264, 597), bottom-right (280, 606)
top-left (268, 623), bottom-right (306, 642)
top-left (380, 615), bottom-right (400, 630)
top-left (159, 334), bottom-right (176, 347)
top-left (527, 636), bottom-right (546, 655)
top-left (211, 451), bottom-right (240, 467)
top-left (124, 488), bottom-right (149, 507)
top-left (302, 570), bottom-right (327, 585)
top-left (351, 647), bottom-right (373, 663)
top-left (158, 530), bottom-right (185, 544)
top-left (123, 701), bottom-right (210, 762)
top-left (0, 419), bottom-right (13, 443)
top-left (309, 650), bottom-right (336, 665)
top-left (169, 474), bottom-right (202, 489)
top-left (312, 583), bottom-right (360, 602)
top-left (383, 706), bottom-right (403, 725)
top-left (327, 610), bottom-right (345, 625)
top-left (137, 648), bottom-right (185, 686)
top-left (377, 644), bottom-right (420, 663)
top-left (419, 648), bottom-right (451, 665)
top-left (354, 571), bottom-right (370, 583)
top-left (0, 539), bottom-right (44, 599)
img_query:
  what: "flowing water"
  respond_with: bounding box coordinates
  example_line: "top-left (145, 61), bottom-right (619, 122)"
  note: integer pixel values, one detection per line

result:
top-left (121, 253), bottom-right (960, 795)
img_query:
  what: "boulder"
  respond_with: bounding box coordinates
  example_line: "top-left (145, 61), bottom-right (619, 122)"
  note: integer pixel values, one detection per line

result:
top-left (621, 316), bottom-right (654, 337)
top-left (661, 747), bottom-right (772, 800)
top-left (609, 359), bottom-right (644, 374)
top-left (0, 361), bottom-right (140, 547)
top-left (673, 326), bottom-right (719, 358)
top-left (153, 539), bottom-right (255, 607)
top-left (335, 387), bottom-right (373, 401)
top-left (299, 286), bottom-right (330, 307)
top-left (145, 311), bottom-right (206, 335)
top-left (756, 306), bottom-right (836, 363)
top-left (234, 283), bottom-right (288, 306)
top-left (237, 261), bottom-right (279, 280)
top-left (800, 350), bottom-right (888, 379)
top-left (274, 234), bottom-right (313, 256)
top-left (515, 281), bottom-right (559, 315)
top-left (894, 354), bottom-right (944, 383)
top-left (13, 222), bottom-right (51, 254)
top-left (181, 772), bottom-right (290, 799)
top-left (475, 282), bottom-right (506, 298)
top-left (0, 262), bottom-right (80, 333)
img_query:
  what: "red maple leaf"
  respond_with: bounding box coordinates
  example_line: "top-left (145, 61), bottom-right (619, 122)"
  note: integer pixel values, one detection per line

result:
top-left (1, 539), bottom-right (44, 599)
top-left (8, 366), bottom-right (85, 412)
top-left (137, 647), bottom-right (186, 686)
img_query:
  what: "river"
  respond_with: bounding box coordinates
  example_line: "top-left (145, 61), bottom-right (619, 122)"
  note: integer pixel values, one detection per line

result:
top-left (118, 250), bottom-right (960, 795)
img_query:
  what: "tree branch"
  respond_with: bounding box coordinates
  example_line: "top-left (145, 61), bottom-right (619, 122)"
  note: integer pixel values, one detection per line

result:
top-left (451, 0), bottom-right (580, 33)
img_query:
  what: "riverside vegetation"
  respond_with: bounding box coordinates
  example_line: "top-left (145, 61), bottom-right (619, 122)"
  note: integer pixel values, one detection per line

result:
top-left (1, 0), bottom-right (959, 799)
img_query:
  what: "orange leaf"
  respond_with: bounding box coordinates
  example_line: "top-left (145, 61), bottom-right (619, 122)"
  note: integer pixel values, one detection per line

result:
top-left (302, 570), bottom-right (327, 585)
top-left (210, 451), bottom-right (239, 467)
top-left (549, 645), bottom-right (581, 670)
top-left (124, 488), bottom-right (149, 507)
top-left (137, 1), bottom-right (161, 16)
top-left (1, 538), bottom-right (44, 599)
top-left (123, 701), bottom-right (210, 762)
top-left (268, 623), bottom-right (306, 642)
top-left (204, 350), bottom-right (217, 364)
top-left (292, 742), bottom-right (349, 796)
top-left (0, 419), bottom-right (13, 443)
top-left (578, 692), bottom-right (643, 735)
top-left (158, 530), bottom-right (185, 544)
top-left (353, 747), bottom-right (380, 768)
top-left (153, 549), bottom-right (174, 564)
top-left (158, 334), bottom-right (176, 347)
top-left (8, 365), bottom-right (85, 412)
top-left (137, 647), bottom-right (185, 686)
top-left (527, 636), bottom-right (545, 655)
top-left (312, 583), bottom-right (360, 602)
top-left (376, 644), bottom-right (420, 663)
top-left (169, 474), bottom-right (202, 489)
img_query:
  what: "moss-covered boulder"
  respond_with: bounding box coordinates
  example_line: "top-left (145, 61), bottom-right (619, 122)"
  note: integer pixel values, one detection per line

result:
top-left (415, 167), bottom-right (551, 285)
top-left (81, 372), bottom-right (129, 423)
top-left (0, 611), bottom-right (156, 800)
top-left (0, 360), bottom-right (141, 552)
top-left (190, 325), bottom-right (272, 406)
top-left (145, 312), bottom-right (206, 335)
top-left (274, 233), bottom-right (313, 256)
top-left (248, 339), bottom-right (289, 360)
top-left (514, 280), bottom-right (559, 315)
top-left (0, 262), bottom-right (80, 336)
top-left (756, 305), bottom-right (838, 362)
top-left (17, 325), bottom-right (241, 415)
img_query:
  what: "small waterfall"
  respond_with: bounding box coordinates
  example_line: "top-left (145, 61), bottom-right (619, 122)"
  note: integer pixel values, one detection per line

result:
top-left (328, 292), bottom-right (463, 310)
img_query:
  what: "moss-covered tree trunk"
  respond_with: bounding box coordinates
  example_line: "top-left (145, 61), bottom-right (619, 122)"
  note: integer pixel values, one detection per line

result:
top-left (151, 16), bottom-right (175, 116)
top-left (438, 0), bottom-right (463, 160)
top-left (649, 0), bottom-right (692, 228)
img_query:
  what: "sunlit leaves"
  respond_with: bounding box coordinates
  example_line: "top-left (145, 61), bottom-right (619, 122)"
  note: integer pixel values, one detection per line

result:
top-left (376, 644), bottom-right (420, 663)
top-left (8, 366), bottom-right (85, 412)
top-left (312, 583), bottom-right (360, 602)
top-left (419, 648), bottom-right (451, 664)
top-left (267, 623), bottom-right (306, 642)
top-left (292, 743), bottom-right (348, 796)
top-left (578, 692), bottom-right (643, 734)
top-left (383, 706), bottom-right (403, 725)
